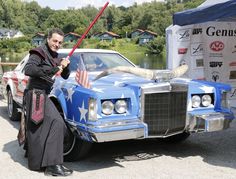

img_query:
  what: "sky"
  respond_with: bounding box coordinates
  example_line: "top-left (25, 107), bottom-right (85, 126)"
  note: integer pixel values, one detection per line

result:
top-left (24, 0), bottom-right (165, 10)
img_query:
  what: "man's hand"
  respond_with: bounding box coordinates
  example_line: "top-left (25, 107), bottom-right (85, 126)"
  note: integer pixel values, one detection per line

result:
top-left (55, 57), bottom-right (70, 77)
top-left (60, 56), bottom-right (70, 69)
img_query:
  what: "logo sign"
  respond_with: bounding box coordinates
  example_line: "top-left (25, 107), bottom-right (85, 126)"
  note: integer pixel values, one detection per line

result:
top-left (211, 71), bottom-right (220, 82)
top-left (191, 43), bottom-right (204, 56)
top-left (209, 61), bottom-right (223, 67)
top-left (196, 59), bottom-right (204, 67)
top-left (177, 29), bottom-right (190, 41)
top-left (178, 48), bottom-right (188, 54)
top-left (206, 26), bottom-right (236, 37)
top-left (192, 28), bottom-right (202, 35)
top-left (230, 88), bottom-right (236, 98)
top-left (230, 71), bottom-right (236, 79)
top-left (229, 61), bottom-right (236, 66)
top-left (232, 45), bottom-right (236, 53)
top-left (210, 41), bottom-right (224, 52)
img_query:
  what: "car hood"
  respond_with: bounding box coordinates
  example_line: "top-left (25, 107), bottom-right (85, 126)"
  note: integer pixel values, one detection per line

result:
top-left (69, 71), bottom-right (154, 88)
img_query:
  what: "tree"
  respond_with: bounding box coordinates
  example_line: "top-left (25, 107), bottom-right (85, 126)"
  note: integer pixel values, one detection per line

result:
top-left (145, 36), bottom-right (166, 55)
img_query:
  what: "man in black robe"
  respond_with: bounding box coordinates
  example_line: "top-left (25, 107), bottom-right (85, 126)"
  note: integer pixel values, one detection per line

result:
top-left (24, 28), bottom-right (73, 176)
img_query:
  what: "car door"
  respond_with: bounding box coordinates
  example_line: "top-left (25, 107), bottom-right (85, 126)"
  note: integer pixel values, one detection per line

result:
top-left (13, 55), bottom-right (29, 105)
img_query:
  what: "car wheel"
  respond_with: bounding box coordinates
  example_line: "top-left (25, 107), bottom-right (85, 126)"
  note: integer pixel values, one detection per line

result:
top-left (63, 130), bottom-right (92, 162)
top-left (7, 90), bottom-right (20, 121)
top-left (161, 132), bottom-right (190, 143)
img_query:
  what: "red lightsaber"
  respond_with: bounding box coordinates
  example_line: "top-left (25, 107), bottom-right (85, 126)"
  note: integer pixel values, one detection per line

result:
top-left (67, 1), bottom-right (109, 58)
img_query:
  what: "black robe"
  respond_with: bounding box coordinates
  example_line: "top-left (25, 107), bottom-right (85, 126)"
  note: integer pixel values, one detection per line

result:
top-left (24, 44), bottom-right (70, 171)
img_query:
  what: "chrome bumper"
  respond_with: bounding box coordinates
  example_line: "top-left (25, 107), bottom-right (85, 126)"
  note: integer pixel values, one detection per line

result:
top-left (70, 112), bottom-right (233, 143)
top-left (188, 112), bottom-right (233, 132)
top-left (68, 119), bottom-right (146, 143)
top-left (90, 128), bottom-right (145, 142)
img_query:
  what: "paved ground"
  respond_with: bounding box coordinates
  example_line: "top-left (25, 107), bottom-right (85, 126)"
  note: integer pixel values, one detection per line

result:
top-left (1, 96), bottom-right (236, 179)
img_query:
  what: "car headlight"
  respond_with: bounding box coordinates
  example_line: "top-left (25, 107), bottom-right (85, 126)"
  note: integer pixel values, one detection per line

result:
top-left (202, 94), bottom-right (212, 107)
top-left (115, 100), bottom-right (127, 114)
top-left (88, 98), bottom-right (97, 121)
top-left (192, 95), bottom-right (201, 108)
top-left (102, 101), bottom-right (114, 115)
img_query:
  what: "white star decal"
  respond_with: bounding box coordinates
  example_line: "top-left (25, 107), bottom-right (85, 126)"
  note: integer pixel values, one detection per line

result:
top-left (120, 94), bottom-right (125, 98)
top-left (121, 76), bottom-right (134, 80)
top-left (97, 114), bottom-right (102, 119)
top-left (199, 86), bottom-right (214, 93)
top-left (114, 81), bottom-right (123, 86)
top-left (92, 87), bottom-right (104, 93)
top-left (79, 101), bottom-right (88, 122)
top-left (67, 87), bottom-right (74, 102)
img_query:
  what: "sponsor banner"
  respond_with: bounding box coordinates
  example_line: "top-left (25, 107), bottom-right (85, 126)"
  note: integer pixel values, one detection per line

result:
top-left (167, 21), bottom-right (236, 84)
top-left (203, 22), bottom-right (236, 83)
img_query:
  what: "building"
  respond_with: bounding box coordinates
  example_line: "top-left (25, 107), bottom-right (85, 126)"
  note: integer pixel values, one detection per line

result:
top-left (0, 28), bottom-right (24, 39)
top-left (31, 32), bottom-right (45, 46)
top-left (138, 30), bottom-right (157, 45)
top-left (90, 32), bottom-right (102, 39)
top-left (98, 31), bottom-right (120, 41)
top-left (64, 32), bottom-right (81, 43)
top-left (130, 29), bottom-right (144, 39)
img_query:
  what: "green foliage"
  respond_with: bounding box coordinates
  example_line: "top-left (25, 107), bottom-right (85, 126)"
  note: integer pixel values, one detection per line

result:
top-left (145, 36), bottom-right (166, 55)
top-left (0, 36), bottom-right (31, 53)
top-left (96, 40), bottom-right (112, 49)
top-left (0, 0), bottom-right (204, 58)
top-left (0, 0), bottom-right (204, 36)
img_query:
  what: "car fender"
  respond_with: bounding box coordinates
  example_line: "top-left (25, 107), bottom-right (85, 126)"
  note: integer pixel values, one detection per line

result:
top-left (50, 89), bottom-right (68, 119)
top-left (6, 78), bottom-right (17, 100)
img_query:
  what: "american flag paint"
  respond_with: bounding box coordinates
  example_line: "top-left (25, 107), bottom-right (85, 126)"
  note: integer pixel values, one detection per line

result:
top-left (75, 69), bottom-right (90, 89)
top-left (75, 59), bottom-right (91, 89)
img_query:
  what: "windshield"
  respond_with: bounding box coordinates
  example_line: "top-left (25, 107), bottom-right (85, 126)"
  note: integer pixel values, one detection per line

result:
top-left (58, 52), bottom-right (135, 72)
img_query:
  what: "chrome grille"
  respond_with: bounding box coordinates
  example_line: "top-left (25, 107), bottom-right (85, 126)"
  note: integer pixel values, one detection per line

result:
top-left (141, 83), bottom-right (188, 136)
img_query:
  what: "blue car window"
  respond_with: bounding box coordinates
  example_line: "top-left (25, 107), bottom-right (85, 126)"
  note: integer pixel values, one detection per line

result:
top-left (58, 52), bottom-right (135, 72)
top-left (69, 55), bottom-right (81, 71)
top-left (58, 53), bottom-right (81, 72)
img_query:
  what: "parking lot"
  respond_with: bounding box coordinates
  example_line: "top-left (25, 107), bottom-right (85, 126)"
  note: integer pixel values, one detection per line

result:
top-left (1, 96), bottom-right (236, 179)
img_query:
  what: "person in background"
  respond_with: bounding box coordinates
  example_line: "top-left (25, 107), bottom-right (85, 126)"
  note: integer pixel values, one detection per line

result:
top-left (23, 28), bottom-right (73, 176)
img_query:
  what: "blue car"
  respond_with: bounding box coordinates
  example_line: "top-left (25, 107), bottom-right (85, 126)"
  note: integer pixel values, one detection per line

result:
top-left (2, 48), bottom-right (234, 161)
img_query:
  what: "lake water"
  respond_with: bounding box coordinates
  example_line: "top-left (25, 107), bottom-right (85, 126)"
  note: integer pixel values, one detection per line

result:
top-left (118, 52), bottom-right (166, 70)
top-left (134, 54), bottom-right (166, 69)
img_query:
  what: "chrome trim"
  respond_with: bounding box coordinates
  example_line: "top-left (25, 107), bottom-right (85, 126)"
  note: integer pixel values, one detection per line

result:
top-left (170, 82), bottom-right (189, 92)
top-left (140, 82), bottom-right (188, 136)
top-left (89, 128), bottom-right (145, 142)
top-left (141, 82), bottom-right (171, 94)
top-left (144, 130), bottom-right (186, 138)
top-left (188, 112), bottom-right (232, 132)
top-left (140, 82), bottom-right (188, 122)
top-left (67, 118), bottom-right (142, 130)
top-left (140, 83), bottom-right (172, 121)
top-left (87, 120), bottom-right (141, 129)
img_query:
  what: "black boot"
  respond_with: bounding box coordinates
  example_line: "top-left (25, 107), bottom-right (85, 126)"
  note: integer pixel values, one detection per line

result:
top-left (44, 164), bottom-right (73, 176)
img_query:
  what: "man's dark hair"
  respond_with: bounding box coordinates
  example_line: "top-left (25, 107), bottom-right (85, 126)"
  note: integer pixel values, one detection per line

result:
top-left (47, 28), bottom-right (64, 39)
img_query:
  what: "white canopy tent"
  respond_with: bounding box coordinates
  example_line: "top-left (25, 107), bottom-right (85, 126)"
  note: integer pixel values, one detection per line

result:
top-left (166, 0), bottom-right (236, 107)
